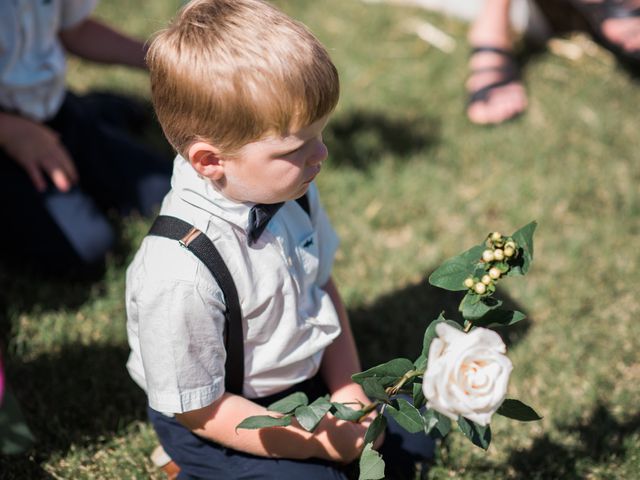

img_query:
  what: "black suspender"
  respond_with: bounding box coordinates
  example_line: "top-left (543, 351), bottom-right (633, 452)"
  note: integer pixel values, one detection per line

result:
top-left (146, 195), bottom-right (310, 396)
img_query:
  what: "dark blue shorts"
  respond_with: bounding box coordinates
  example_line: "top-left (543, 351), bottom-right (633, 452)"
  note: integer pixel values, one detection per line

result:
top-left (148, 376), bottom-right (435, 480)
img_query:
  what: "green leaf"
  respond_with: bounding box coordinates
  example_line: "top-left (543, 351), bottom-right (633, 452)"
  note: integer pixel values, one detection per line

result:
top-left (364, 414), bottom-right (387, 446)
top-left (352, 358), bottom-right (414, 387)
top-left (294, 396), bottom-right (333, 432)
top-left (423, 409), bottom-right (451, 437)
top-left (268, 392), bottom-right (309, 414)
top-left (386, 398), bottom-right (424, 433)
top-left (457, 417), bottom-right (492, 450)
top-left (412, 382), bottom-right (425, 409)
top-left (236, 414), bottom-right (292, 430)
top-left (497, 399), bottom-right (542, 422)
top-left (361, 378), bottom-right (390, 403)
top-left (358, 443), bottom-right (385, 480)
top-left (331, 402), bottom-right (365, 422)
top-left (473, 309), bottom-right (526, 328)
top-left (506, 221), bottom-right (537, 277)
top-left (0, 391), bottom-right (35, 455)
top-left (414, 316), bottom-right (462, 370)
top-left (428, 244), bottom-right (484, 291)
top-left (460, 293), bottom-right (502, 321)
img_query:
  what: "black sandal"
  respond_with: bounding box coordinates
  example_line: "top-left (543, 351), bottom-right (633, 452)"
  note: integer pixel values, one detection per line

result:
top-left (466, 46), bottom-right (524, 124)
top-left (567, 0), bottom-right (640, 62)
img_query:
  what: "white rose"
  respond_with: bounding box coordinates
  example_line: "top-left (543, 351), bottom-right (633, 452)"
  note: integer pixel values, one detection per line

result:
top-left (422, 323), bottom-right (513, 426)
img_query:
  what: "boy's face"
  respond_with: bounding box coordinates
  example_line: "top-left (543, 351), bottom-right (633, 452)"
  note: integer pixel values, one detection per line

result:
top-left (218, 115), bottom-right (330, 204)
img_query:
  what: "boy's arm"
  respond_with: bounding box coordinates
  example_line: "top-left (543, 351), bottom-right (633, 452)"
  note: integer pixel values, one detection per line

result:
top-left (58, 19), bottom-right (147, 69)
top-left (175, 391), bottom-right (370, 463)
top-left (175, 279), bottom-right (377, 463)
top-left (320, 277), bottom-right (370, 406)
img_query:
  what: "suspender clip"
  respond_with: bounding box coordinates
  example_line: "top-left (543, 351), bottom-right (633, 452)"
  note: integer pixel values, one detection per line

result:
top-left (178, 227), bottom-right (201, 248)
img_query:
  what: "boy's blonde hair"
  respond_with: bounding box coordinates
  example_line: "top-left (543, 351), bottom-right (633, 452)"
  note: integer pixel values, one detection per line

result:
top-left (147, 0), bottom-right (340, 157)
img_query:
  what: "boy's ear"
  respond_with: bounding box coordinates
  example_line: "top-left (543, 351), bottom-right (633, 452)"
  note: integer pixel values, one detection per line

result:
top-left (187, 142), bottom-right (225, 181)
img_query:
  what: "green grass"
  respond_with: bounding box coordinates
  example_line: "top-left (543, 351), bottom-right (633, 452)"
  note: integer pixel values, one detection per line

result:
top-left (2, 0), bottom-right (639, 478)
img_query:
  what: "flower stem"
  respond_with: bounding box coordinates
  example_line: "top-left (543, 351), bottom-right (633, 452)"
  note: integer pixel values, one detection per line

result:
top-left (356, 400), bottom-right (380, 422)
top-left (386, 369), bottom-right (424, 396)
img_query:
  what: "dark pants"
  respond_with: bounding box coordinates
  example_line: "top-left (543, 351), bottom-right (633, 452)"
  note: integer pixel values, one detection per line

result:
top-left (0, 92), bottom-right (171, 275)
top-left (148, 377), bottom-right (435, 480)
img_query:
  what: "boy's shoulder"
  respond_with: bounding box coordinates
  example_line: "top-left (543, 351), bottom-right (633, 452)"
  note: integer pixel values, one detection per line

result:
top-left (127, 233), bottom-right (203, 288)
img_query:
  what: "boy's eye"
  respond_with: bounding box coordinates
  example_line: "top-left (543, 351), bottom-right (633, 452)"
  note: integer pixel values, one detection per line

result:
top-left (282, 144), bottom-right (304, 156)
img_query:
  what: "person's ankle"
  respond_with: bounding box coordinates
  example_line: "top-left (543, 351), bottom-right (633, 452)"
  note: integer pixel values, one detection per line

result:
top-left (151, 445), bottom-right (181, 479)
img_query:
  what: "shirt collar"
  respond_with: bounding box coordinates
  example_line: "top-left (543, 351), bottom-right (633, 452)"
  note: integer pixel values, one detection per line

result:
top-left (172, 155), bottom-right (254, 232)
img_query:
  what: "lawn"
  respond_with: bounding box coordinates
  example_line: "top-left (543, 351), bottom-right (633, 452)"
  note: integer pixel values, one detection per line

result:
top-left (1, 0), bottom-right (639, 478)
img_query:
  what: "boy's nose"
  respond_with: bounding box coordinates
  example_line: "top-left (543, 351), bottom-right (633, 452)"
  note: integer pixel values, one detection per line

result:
top-left (308, 141), bottom-right (328, 166)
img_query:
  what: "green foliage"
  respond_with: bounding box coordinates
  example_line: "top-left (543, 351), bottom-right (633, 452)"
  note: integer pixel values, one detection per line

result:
top-left (412, 382), bottom-right (425, 409)
top-left (268, 392), bottom-right (309, 414)
top-left (332, 402), bottom-right (365, 422)
top-left (358, 443), bottom-right (385, 480)
top-left (361, 378), bottom-right (390, 403)
top-left (413, 315), bottom-right (461, 370)
top-left (472, 309), bottom-right (526, 328)
top-left (364, 414), bottom-right (387, 446)
top-left (386, 398), bottom-right (424, 433)
top-left (294, 396), bottom-right (333, 432)
top-left (423, 409), bottom-right (452, 438)
top-left (457, 417), bottom-right (491, 451)
top-left (459, 294), bottom-right (502, 321)
top-left (507, 221), bottom-right (537, 277)
top-left (428, 245), bottom-right (484, 291)
top-left (352, 358), bottom-right (414, 387)
top-left (497, 399), bottom-right (543, 422)
top-left (235, 414), bottom-right (292, 430)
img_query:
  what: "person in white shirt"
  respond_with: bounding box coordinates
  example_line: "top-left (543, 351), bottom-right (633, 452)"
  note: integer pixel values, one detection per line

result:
top-left (126, 1), bottom-right (433, 478)
top-left (0, 0), bottom-right (170, 275)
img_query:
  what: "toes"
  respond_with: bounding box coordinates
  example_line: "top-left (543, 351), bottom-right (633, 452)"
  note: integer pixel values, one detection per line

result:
top-left (602, 18), bottom-right (640, 53)
top-left (467, 85), bottom-right (527, 125)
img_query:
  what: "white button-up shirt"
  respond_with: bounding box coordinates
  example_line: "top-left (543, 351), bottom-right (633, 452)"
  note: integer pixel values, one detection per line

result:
top-left (126, 156), bottom-right (341, 414)
top-left (0, 0), bottom-right (97, 121)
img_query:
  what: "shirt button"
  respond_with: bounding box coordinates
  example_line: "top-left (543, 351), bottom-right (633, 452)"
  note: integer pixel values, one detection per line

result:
top-left (286, 256), bottom-right (293, 267)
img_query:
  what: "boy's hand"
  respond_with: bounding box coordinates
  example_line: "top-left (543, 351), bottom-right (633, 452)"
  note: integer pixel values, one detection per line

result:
top-left (0, 114), bottom-right (78, 192)
top-left (330, 382), bottom-right (385, 449)
top-left (307, 382), bottom-right (385, 464)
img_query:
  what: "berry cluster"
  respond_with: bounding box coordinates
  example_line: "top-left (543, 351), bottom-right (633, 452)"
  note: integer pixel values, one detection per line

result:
top-left (463, 232), bottom-right (519, 295)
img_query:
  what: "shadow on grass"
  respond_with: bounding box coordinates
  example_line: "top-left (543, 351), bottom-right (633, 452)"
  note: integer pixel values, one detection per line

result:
top-left (324, 110), bottom-right (439, 170)
top-left (0, 344), bottom-right (147, 479)
top-left (504, 403), bottom-right (640, 479)
top-left (348, 273), bottom-right (531, 369)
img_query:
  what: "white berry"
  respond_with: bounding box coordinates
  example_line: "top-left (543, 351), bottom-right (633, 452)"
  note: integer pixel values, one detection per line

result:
top-left (474, 282), bottom-right (487, 294)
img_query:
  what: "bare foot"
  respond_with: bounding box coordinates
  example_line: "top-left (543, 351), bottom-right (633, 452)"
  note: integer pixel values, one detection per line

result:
top-left (466, 48), bottom-right (528, 125)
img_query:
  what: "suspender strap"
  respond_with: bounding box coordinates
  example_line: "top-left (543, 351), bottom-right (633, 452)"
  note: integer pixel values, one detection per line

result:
top-left (148, 216), bottom-right (244, 395)
top-left (145, 194), bottom-right (310, 396)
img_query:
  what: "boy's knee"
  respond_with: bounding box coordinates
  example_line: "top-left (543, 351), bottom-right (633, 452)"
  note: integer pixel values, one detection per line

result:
top-left (43, 187), bottom-right (116, 265)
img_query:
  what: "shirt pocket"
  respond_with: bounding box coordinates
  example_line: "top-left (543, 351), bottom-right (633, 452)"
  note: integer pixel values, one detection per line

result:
top-left (296, 231), bottom-right (319, 289)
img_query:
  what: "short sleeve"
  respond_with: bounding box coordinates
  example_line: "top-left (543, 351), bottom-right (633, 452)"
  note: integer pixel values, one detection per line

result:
top-left (128, 264), bottom-right (228, 414)
top-left (59, 0), bottom-right (98, 30)
top-left (308, 184), bottom-right (339, 286)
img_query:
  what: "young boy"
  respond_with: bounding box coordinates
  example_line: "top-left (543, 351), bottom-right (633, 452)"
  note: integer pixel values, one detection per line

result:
top-left (126, 1), bottom-right (432, 477)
